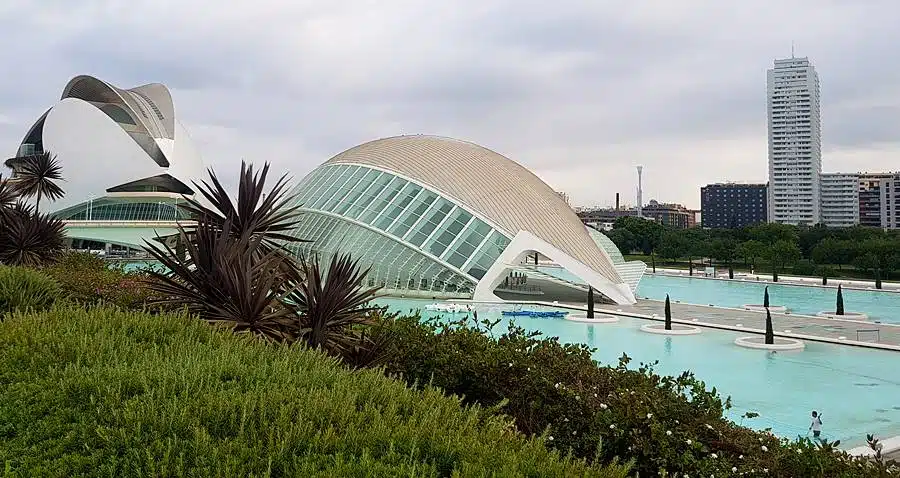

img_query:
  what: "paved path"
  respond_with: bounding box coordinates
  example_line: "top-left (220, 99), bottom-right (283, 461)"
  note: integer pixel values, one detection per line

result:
top-left (597, 300), bottom-right (900, 350)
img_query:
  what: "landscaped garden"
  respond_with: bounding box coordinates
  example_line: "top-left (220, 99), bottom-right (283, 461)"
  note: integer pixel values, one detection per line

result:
top-left (1, 157), bottom-right (898, 476)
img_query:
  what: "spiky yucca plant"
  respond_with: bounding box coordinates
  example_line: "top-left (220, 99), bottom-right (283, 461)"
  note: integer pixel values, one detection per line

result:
top-left (291, 253), bottom-right (382, 358)
top-left (0, 202), bottom-right (66, 267)
top-left (144, 214), bottom-right (301, 341)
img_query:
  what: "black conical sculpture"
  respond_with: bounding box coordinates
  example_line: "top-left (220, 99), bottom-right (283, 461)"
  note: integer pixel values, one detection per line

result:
top-left (765, 307), bottom-right (774, 345)
top-left (587, 287), bottom-right (595, 318)
top-left (763, 286), bottom-right (770, 308)
top-left (836, 284), bottom-right (844, 315)
top-left (664, 294), bottom-right (672, 330)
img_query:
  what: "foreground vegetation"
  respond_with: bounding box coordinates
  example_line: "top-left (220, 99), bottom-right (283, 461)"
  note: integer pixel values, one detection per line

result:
top-left (0, 305), bottom-right (625, 477)
top-left (609, 216), bottom-right (900, 285)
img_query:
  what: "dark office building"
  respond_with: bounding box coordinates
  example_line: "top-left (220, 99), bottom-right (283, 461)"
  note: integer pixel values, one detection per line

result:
top-left (700, 183), bottom-right (768, 229)
top-left (859, 173), bottom-right (894, 228)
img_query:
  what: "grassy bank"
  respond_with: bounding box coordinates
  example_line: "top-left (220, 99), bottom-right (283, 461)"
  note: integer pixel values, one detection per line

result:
top-left (0, 305), bottom-right (624, 477)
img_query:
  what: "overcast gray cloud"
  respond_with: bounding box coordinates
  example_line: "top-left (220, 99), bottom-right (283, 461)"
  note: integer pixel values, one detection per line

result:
top-left (2, 0), bottom-right (900, 209)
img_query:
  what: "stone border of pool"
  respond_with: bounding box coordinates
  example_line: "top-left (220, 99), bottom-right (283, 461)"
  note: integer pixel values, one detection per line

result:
top-left (448, 299), bottom-right (900, 353)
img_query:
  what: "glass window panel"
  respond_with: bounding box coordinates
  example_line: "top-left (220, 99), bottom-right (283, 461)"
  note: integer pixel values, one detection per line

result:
top-left (333, 169), bottom-right (380, 215)
top-left (374, 183), bottom-right (420, 230)
top-left (428, 210), bottom-right (472, 257)
top-left (304, 165), bottom-right (345, 207)
top-left (406, 200), bottom-right (453, 247)
top-left (346, 172), bottom-right (393, 220)
top-left (389, 191), bottom-right (437, 238)
top-left (310, 165), bottom-right (356, 210)
top-left (359, 177), bottom-right (405, 225)
top-left (321, 166), bottom-right (368, 212)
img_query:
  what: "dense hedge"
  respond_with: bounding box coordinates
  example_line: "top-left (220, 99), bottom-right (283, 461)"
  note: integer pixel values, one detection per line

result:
top-left (42, 252), bottom-right (160, 310)
top-left (376, 311), bottom-right (899, 477)
top-left (0, 305), bottom-right (627, 477)
top-left (0, 265), bottom-right (59, 315)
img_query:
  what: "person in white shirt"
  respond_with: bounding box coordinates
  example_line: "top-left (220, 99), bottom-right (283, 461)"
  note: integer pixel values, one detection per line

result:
top-left (809, 410), bottom-right (823, 439)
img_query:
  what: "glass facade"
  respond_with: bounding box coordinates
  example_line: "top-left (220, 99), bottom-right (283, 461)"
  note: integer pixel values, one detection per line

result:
top-left (286, 164), bottom-right (512, 295)
top-left (54, 198), bottom-right (190, 222)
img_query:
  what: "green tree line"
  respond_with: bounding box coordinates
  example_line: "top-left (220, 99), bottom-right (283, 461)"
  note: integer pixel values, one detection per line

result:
top-left (606, 217), bottom-right (900, 287)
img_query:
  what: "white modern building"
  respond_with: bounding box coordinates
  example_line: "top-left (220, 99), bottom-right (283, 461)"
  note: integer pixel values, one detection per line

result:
top-left (820, 172), bottom-right (860, 228)
top-left (285, 135), bottom-right (644, 304)
top-left (5, 75), bottom-right (206, 252)
top-left (878, 173), bottom-right (900, 230)
top-left (767, 57), bottom-right (822, 225)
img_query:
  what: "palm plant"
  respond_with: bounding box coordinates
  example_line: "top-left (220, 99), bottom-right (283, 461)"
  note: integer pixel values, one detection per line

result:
top-left (143, 214), bottom-right (299, 341)
top-left (836, 284), bottom-right (844, 315)
top-left (290, 253), bottom-right (382, 358)
top-left (664, 294), bottom-right (672, 330)
top-left (764, 308), bottom-right (774, 345)
top-left (179, 161), bottom-right (304, 252)
top-left (587, 286), bottom-right (594, 318)
top-left (11, 152), bottom-right (64, 211)
top-left (0, 202), bottom-right (66, 267)
top-left (0, 176), bottom-right (17, 223)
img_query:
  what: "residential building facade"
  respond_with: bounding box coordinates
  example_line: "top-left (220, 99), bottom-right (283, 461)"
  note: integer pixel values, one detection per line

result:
top-left (859, 173), bottom-right (894, 228)
top-left (767, 57), bottom-right (822, 225)
top-left (700, 183), bottom-right (767, 229)
top-left (820, 173), bottom-right (859, 227)
top-left (642, 200), bottom-right (696, 229)
top-left (879, 174), bottom-right (900, 230)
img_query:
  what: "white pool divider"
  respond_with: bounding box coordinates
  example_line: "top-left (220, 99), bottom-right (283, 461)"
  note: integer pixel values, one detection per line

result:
top-left (817, 311), bottom-right (869, 320)
top-left (734, 335), bottom-right (805, 351)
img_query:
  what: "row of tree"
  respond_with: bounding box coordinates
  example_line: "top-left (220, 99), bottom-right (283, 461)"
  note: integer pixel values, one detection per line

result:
top-left (606, 216), bottom-right (900, 287)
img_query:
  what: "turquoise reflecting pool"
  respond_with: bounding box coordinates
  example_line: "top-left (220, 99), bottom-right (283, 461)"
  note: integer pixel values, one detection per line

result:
top-left (377, 297), bottom-right (900, 447)
top-left (636, 274), bottom-right (900, 324)
top-left (535, 265), bottom-right (900, 324)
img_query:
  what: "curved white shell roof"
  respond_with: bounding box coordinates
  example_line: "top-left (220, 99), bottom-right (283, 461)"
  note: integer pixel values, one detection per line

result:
top-left (11, 75), bottom-right (206, 212)
top-left (325, 135), bottom-right (623, 282)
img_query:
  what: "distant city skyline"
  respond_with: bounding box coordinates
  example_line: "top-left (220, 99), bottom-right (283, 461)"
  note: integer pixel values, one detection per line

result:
top-left (2, 2), bottom-right (900, 211)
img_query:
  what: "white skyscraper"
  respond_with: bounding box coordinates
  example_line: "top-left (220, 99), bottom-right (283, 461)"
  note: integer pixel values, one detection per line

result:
top-left (767, 56), bottom-right (822, 225)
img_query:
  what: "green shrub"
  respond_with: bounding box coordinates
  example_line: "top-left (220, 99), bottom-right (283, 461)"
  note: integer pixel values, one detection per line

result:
top-left (376, 311), bottom-right (899, 477)
top-left (0, 304), bottom-right (628, 477)
top-left (0, 265), bottom-right (60, 315)
top-left (42, 252), bottom-right (160, 311)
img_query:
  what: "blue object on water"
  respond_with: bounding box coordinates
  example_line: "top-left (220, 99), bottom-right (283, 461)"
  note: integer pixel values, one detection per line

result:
top-left (501, 310), bottom-right (568, 318)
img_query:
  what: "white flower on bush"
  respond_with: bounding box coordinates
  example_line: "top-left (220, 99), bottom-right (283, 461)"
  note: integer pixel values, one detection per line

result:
top-left (796, 448), bottom-right (802, 454)
top-left (732, 467), bottom-right (737, 473)
top-left (705, 424), bottom-right (713, 430)
top-left (711, 453), bottom-right (717, 459)
top-left (686, 439), bottom-right (692, 445)
top-left (609, 424), bottom-right (616, 429)
top-left (647, 413), bottom-right (653, 419)
top-left (548, 435), bottom-right (554, 441)
top-left (555, 383), bottom-right (560, 388)
top-left (599, 403), bottom-right (608, 409)
top-left (761, 445), bottom-right (768, 452)
top-left (666, 430), bottom-right (672, 436)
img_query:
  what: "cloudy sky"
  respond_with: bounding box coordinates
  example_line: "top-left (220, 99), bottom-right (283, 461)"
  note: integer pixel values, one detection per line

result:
top-left (2, 0), bottom-right (899, 210)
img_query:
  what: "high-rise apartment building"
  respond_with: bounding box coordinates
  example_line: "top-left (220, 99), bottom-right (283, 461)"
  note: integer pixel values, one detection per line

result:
top-left (700, 183), bottom-right (768, 229)
top-left (820, 173), bottom-right (859, 227)
top-left (767, 57), bottom-right (822, 225)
